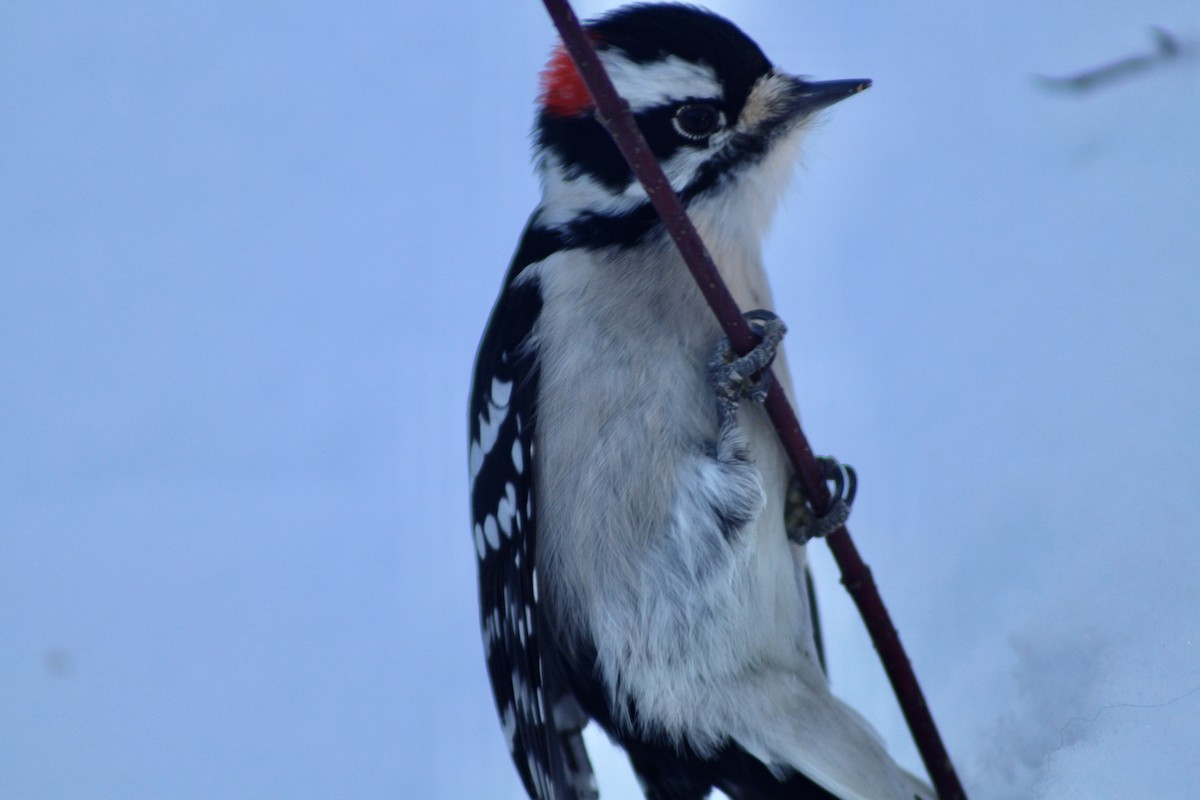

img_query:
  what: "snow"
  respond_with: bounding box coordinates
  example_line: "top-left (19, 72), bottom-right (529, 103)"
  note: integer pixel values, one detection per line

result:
top-left (2, 1), bottom-right (1197, 798)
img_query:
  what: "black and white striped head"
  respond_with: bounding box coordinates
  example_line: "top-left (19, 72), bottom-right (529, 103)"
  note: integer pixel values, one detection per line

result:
top-left (533, 3), bottom-right (869, 241)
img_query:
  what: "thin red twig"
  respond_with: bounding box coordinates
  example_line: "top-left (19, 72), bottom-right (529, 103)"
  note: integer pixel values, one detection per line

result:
top-left (538, 1), bottom-right (966, 798)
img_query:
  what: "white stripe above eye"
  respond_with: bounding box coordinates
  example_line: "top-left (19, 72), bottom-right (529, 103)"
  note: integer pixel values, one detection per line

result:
top-left (601, 52), bottom-right (722, 112)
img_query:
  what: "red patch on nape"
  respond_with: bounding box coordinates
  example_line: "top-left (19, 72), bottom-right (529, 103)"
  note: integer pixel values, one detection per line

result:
top-left (539, 44), bottom-right (594, 117)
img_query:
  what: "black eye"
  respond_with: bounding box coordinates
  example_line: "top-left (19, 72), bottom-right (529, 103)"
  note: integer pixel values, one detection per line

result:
top-left (672, 103), bottom-right (724, 141)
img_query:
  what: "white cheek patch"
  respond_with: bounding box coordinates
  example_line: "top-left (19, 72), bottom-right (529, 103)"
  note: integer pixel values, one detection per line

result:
top-left (658, 145), bottom-right (713, 193)
top-left (539, 116), bottom-right (732, 222)
top-left (601, 52), bottom-right (722, 112)
top-left (538, 153), bottom-right (651, 226)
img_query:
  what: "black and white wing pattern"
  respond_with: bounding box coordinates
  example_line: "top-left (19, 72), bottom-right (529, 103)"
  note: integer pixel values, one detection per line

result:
top-left (469, 224), bottom-right (596, 800)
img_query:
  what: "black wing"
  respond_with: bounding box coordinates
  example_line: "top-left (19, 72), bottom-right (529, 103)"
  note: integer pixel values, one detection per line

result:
top-left (469, 221), bottom-right (596, 800)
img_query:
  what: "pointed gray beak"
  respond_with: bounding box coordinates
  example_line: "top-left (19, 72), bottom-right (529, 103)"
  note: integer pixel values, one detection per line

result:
top-left (787, 77), bottom-right (872, 116)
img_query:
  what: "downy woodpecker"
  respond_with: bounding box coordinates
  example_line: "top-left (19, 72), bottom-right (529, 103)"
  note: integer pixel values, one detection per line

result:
top-left (469, 4), bottom-right (932, 799)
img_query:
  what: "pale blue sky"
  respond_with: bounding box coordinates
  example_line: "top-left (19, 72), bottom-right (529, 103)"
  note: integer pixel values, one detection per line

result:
top-left (2, 2), bottom-right (1198, 798)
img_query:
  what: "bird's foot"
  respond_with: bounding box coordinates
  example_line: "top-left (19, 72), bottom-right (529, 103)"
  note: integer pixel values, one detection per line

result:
top-left (786, 457), bottom-right (857, 544)
top-left (708, 310), bottom-right (787, 428)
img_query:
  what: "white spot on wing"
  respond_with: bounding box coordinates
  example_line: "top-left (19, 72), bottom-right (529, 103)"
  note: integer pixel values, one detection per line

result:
top-left (477, 378), bottom-right (514, 459)
top-left (511, 438), bottom-right (524, 474)
top-left (512, 667), bottom-right (532, 714)
top-left (478, 408), bottom-right (504, 457)
top-left (535, 686), bottom-right (546, 723)
top-left (526, 754), bottom-right (545, 798)
top-left (501, 703), bottom-right (518, 753)
top-left (469, 440), bottom-right (484, 482)
top-left (490, 377), bottom-right (512, 408)
top-left (484, 515), bottom-right (500, 550)
top-left (497, 482), bottom-right (517, 537)
top-left (482, 609), bottom-right (501, 657)
top-left (473, 523), bottom-right (485, 560)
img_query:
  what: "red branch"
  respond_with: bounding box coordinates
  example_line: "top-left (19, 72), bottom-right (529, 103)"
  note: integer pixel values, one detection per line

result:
top-left (538, 1), bottom-right (967, 798)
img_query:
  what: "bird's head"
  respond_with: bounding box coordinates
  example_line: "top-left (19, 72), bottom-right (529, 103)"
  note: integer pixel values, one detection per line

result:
top-left (532, 3), bottom-right (870, 245)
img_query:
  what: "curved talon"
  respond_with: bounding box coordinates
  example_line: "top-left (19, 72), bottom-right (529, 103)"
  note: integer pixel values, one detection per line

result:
top-left (823, 458), bottom-right (856, 510)
top-left (842, 464), bottom-right (857, 507)
top-left (789, 457), bottom-right (857, 543)
top-left (743, 308), bottom-right (782, 327)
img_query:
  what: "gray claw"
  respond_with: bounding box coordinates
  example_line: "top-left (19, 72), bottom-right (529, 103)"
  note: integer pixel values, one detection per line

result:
top-left (787, 457), bottom-right (857, 544)
top-left (708, 310), bottom-right (787, 427)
